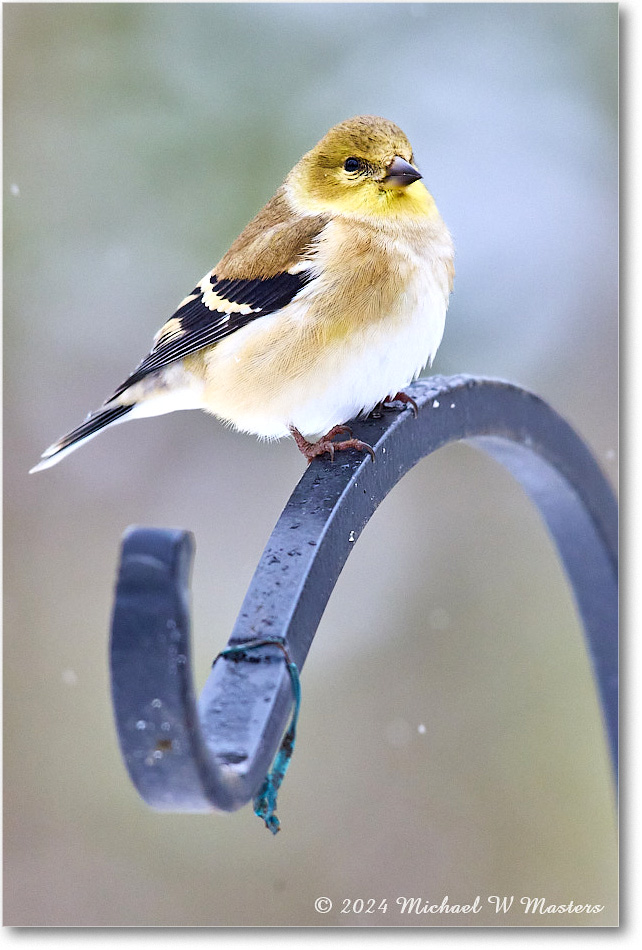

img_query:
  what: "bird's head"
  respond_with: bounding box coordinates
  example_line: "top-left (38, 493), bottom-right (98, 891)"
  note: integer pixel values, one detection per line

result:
top-left (286, 115), bottom-right (436, 221)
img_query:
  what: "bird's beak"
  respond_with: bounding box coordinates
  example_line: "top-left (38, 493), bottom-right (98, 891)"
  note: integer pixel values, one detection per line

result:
top-left (384, 156), bottom-right (423, 187)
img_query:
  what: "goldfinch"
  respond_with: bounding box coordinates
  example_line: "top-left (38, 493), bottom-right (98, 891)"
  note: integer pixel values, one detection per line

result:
top-left (30, 115), bottom-right (454, 472)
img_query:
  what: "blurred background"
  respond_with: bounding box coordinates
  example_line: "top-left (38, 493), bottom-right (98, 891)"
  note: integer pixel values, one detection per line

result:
top-left (4, 2), bottom-right (617, 927)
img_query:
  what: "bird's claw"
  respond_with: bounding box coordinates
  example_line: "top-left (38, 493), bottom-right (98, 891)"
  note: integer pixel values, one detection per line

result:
top-left (289, 425), bottom-right (375, 463)
top-left (373, 391), bottom-right (419, 418)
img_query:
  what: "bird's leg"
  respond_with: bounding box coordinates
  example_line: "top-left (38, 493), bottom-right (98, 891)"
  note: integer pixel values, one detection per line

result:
top-left (374, 390), bottom-right (419, 418)
top-left (289, 425), bottom-right (375, 463)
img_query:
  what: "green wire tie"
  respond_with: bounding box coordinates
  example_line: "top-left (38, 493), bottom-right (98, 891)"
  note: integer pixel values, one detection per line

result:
top-left (215, 638), bottom-right (301, 835)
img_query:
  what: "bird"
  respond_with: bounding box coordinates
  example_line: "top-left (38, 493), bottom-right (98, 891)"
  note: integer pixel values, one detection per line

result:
top-left (30, 115), bottom-right (454, 473)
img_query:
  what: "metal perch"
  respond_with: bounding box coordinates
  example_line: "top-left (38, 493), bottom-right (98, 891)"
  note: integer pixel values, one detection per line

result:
top-left (110, 375), bottom-right (618, 818)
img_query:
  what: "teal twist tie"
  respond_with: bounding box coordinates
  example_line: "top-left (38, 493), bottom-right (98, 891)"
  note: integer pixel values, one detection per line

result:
top-left (215, 639), bottom-right (301, 834)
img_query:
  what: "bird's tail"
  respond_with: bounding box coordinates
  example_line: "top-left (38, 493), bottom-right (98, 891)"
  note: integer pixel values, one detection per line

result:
top-left (29, 403), bottom-right (133, 473)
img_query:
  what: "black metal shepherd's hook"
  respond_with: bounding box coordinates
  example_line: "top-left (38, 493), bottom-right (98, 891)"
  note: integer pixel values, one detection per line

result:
top-left (110, 375), bottom-right (618, 822)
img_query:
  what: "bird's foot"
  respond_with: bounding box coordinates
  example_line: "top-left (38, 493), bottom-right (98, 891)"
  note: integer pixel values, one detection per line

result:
top-left (289, 425), bottom-right (375, 463)
top-left (371, 390), bottom-right (419, 419)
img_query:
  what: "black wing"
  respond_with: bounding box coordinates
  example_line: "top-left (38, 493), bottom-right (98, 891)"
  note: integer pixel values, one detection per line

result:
top-left (109, 270), bottom-right (312, 400)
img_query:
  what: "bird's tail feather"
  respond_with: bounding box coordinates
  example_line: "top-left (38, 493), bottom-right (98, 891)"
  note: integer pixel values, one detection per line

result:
top-left (29, 403), bottom-right (133, 473)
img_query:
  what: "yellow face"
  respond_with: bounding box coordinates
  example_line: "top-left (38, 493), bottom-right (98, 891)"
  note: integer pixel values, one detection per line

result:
top-left (287, 115), bottom-right (436, 220)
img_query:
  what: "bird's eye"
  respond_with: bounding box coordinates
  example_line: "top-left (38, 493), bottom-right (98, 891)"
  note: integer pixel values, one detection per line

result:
top-left (344, 157), bottom-right (361, 173)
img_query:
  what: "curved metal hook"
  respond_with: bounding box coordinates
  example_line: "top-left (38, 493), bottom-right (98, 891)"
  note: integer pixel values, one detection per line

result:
top-left (110, 375), bottom-right (618, 813)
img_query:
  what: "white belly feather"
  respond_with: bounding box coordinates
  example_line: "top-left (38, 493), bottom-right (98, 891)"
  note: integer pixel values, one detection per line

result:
top-left (285, 269), bottom-right (446, 438)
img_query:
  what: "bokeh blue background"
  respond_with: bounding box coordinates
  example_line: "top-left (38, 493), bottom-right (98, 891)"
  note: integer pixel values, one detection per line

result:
top-left (4, 2), bottom-right (617, 926)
